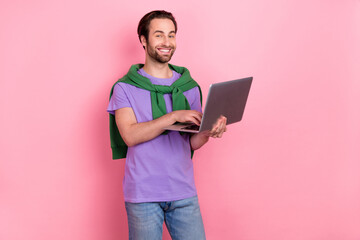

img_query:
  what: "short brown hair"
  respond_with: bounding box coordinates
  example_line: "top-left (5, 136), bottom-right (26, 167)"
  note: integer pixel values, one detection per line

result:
top-left (137, 10), bottom-right (177, 45)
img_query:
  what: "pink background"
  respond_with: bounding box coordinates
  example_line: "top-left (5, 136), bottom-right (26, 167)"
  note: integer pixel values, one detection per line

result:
top-left (1, 0), bottom-right (359, 239)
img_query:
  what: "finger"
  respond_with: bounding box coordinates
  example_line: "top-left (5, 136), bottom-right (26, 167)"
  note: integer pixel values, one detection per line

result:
top-left (212, 119), bottom-right (221, 131)
top-left (195, 112), bottom-right (203, 124)
top-left (186, 112), bottom-right (201, 125)
top-left (210, 133), bottom-right (217, 138)
top-left (220, 118), bottom-right (227, 131)
top-left (216, 117), bottom-right (225, 129)
top-left (212, 119), bottom-right (226, 138)
top-left (193, 115), bottom-right (202, 125)
top-left (209, 116), bottom-right (226, 137)
top-left (218, 130), bottom-right (224, 138)
top-left (191, 117), bottom-right (201, 125)
top-left (210, 127), bottom-right (218, 135)
top-left (215, 120), bottom-right (224, 135)
top-left (218, 119), bottom-right (224, 131)
top-left (210, 128), bottom-right (218, 137)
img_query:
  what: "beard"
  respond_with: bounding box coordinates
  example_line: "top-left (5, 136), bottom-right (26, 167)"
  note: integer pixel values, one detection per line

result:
top-left (146, 44), bottom-right (175, 64)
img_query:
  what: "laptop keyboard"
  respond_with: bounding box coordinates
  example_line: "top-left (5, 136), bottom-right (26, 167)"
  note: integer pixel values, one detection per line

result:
top-left (181, 124), bottom-right (200, 131)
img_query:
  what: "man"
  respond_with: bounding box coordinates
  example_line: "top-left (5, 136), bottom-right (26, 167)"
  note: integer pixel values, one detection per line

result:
top-left (107, 10), bottom-right (226, 240)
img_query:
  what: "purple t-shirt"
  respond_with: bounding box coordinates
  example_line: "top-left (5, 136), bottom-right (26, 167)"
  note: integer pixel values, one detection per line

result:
top-left (107, 68), bottom-right (202, 203)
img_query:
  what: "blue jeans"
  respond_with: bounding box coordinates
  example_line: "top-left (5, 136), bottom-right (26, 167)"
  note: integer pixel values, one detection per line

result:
top-left (125, 196), bottom-right (206, 240)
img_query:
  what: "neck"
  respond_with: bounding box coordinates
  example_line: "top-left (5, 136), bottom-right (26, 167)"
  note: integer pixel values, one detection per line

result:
top-left (143, 57), bottom-right (173, 79)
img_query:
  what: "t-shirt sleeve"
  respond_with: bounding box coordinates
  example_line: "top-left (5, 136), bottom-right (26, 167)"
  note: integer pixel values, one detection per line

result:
top-left (189, 86), bottom-right (202, 113)
top-left (107, 83), bottom-right (132, 115)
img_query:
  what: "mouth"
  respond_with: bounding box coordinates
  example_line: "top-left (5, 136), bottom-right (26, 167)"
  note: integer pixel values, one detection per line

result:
top-left (157, 48), bottom-right (172, 54)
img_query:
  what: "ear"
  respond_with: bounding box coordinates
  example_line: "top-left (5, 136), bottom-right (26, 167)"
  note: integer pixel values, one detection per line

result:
top-left (140, 35), bottom-right (147, 49)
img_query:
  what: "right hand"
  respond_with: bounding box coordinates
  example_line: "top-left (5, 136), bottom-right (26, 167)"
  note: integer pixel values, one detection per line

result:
top-left (171, 110), bottom-right (203, 126)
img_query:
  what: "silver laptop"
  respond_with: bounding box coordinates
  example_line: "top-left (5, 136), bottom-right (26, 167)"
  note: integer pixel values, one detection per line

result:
top-left (164, 77), bottom-right (253, 133)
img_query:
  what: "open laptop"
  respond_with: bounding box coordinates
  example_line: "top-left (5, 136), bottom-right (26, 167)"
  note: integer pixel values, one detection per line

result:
top-left (164, 77), bottom-right (253, 133)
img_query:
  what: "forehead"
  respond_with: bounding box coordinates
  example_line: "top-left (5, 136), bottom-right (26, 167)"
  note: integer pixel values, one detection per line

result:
top-left (149, 18), bottom-right (176, 33)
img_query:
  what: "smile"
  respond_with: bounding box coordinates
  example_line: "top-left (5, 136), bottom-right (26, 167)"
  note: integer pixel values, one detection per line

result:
top-left (157, 48), bottom-right (171, 53)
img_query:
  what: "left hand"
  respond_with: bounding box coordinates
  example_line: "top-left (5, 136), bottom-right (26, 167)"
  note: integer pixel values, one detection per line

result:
top-left (208, 115), bottom-right (227, 138)
top-left (190, 115), bottom-right (227, 150)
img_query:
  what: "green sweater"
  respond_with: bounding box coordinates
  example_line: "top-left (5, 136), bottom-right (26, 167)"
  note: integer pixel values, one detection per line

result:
top-left (109, 64), bottom-right (202, 159)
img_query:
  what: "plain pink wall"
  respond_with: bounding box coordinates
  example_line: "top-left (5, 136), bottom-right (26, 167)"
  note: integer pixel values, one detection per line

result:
top-left (1, 0), bottom-right (359, 239)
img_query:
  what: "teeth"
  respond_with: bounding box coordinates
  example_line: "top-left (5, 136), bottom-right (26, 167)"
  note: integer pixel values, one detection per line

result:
top-left (159, 49), bottom-right (170, 53)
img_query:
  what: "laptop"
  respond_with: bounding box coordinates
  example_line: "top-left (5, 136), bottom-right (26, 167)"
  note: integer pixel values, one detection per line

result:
top-left (164, 77), bottom-right (253, 133)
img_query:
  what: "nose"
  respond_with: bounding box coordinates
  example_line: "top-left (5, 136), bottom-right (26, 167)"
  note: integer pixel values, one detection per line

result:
top-left (162, 36), bottom-right (170, 46)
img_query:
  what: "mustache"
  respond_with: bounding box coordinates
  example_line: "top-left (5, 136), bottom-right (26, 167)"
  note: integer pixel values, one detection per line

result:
top-left (156, 45), bottom-right (175, 49)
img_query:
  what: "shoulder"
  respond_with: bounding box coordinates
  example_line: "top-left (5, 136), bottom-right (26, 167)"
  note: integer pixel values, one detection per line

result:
top-left (112, 82), bottom-right (142, 98)
top-left (169, 64), bottom-right (191, 76)
top-left (110, 73), bottom-right (135, 95)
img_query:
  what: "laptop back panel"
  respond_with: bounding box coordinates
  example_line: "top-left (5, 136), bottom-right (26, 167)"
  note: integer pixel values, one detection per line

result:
top-left (199, 77), bottom-right (253, 131)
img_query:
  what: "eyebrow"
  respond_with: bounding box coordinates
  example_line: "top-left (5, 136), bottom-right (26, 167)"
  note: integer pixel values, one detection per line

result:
top-left (153, 30), bottom-right (176, 34)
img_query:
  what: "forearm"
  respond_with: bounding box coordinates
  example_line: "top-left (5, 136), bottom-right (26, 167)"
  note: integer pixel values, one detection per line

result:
top-left (118, 112), bottom-right (176, 147)
top-left (116, 108), bottom-right (203, 147)
top-left (190, 132), bottom-right (210, 150)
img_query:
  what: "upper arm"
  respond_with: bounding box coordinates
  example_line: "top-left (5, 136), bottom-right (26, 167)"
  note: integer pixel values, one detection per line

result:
top-left (115, 107), bottom-right (137, 144)
top-left (109, 83), bottom-right (137, 145)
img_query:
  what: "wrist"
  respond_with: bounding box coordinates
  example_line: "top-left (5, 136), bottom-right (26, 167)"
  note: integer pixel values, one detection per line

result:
top-left (169, 111), bottom-right (177, 124)
top-left (198, 131), bottom-right (210, 141)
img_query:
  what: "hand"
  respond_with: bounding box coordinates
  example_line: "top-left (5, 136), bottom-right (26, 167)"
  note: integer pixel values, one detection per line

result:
top-left (171, 110), bottom-right (203, 125)
top-left (190, 115), bottom-right (227, 150)
top-left (208, 115), bottom-right (227, 138)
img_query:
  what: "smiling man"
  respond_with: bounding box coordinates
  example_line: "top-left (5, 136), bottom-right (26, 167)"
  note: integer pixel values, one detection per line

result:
top-left (107, 10), bottom-right (226, 240)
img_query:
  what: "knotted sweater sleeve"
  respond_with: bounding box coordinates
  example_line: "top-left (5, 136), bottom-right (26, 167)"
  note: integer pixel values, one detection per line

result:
top-left (108, 82), bottom-right (131, 160)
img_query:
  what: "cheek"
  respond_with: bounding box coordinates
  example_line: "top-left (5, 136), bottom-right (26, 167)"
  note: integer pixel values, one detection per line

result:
top-left (146, 37), bottom-right (156, 46)
top-left (151, 40), bottom-right (162, 48)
